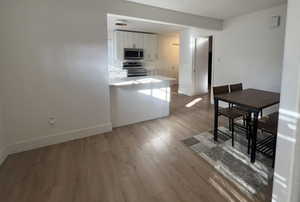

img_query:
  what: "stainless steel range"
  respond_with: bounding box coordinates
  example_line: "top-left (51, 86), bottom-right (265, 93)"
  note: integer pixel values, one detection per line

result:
top-left (123, 61), bottom-right (148, 77)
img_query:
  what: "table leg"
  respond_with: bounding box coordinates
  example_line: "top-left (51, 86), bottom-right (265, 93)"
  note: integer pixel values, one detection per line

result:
top-left (251, 111), bottom-right (259, 163)
top-left (246, 113), bottom-right (251, 154)
top-left (214, 98), bottom-right (219, 142)
top-left (228, 103), bottom-right (232, 131)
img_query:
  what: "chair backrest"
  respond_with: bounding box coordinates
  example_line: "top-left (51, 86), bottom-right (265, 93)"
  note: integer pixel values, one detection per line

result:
top-left (230, 83), bottom-right (243, 92)
top-left (258, 112), bottom-right (279, 134)
top-left (213, 85), bottom-right (229, 96)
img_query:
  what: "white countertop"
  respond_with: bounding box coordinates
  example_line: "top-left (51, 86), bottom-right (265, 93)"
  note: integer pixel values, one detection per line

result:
top-left (109, 75), bottom-right (175, 87)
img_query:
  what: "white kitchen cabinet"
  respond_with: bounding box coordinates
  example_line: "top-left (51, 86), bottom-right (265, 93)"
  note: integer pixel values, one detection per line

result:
top-left (110, 76), bottom-right (174, 127)
top-left (143, 34), bottom-right (151, 60)
top-left (144, 34), bottom-right (158, 61)
top-left (124, 32), bottom-right (144, 49)
top-left (131, 32), bottom-right (137, 48)
top-left (114, 31), bottom-right (125, 60)
top-left (151, 34), bottom-right (158, 60)
top-left (114, 31), bottom-right (157, 61)
top-left (108, 39), bottom-right (113, 65)
top-left (132, 32), bottom-right (144, 49)
top-left (124, 32), bottom-right (133, 49)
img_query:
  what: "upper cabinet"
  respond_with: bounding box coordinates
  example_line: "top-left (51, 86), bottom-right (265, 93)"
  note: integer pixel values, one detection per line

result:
top-left (113, 31), bottom-right (158, 61)
top-left (114, 31), bottom-right (125, 61)
top-left (131, 32), bottom-right (144, 49)
top-left (144, 34), bottom-right (158, 61)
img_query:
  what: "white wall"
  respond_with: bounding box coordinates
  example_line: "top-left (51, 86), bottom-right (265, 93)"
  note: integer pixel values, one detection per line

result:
top-left (213, 4), bottom-right (287, 93)
top-left (0, 99), bottom-right (7, 165)
top-left (0, 0), bottom-right (222, 154)
top-left (0, 21), bottom-right (8, 164)
top-left (272, 0), bottom-right (300, 201)
top-left (0, 0), bottom-right (112, 153)
top-left (157, 33), bottom-right (180, 82)
top-left (179, 29), bottom-right (195, 96)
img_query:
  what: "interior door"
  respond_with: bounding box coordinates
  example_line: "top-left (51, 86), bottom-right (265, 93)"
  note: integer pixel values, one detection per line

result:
top-left (193, 37), bottom-right (209, 94)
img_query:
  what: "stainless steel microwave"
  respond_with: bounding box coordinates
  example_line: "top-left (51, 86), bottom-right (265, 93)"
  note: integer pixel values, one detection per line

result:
top-left (124, 48), bottom-right (144, 60)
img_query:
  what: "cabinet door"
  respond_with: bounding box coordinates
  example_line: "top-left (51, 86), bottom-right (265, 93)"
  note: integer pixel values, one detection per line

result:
top-left (143, 34), bottom-right (152, 61)
top-left (144, 34), bottom-right (158, 61)
top-left (114, 31), bottom-right (124, 61)
top-left (150, 35), bottom-right (158, 60)
top-left (136, 33), bottom-right (144, 49)
top-left (108, 39), bottom-right (113, 65)
top-left (124, 32), bottom-right (133, 49)
top-left (131, 33), bottom-right (138, 48)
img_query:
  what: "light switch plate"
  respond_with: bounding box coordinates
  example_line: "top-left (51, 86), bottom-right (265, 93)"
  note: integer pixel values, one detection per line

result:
top-left (271, 16), bottom-right (281, 28)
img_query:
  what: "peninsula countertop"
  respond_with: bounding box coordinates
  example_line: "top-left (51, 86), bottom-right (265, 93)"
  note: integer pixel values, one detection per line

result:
top-left (109, 76), bottom-right (176, 87)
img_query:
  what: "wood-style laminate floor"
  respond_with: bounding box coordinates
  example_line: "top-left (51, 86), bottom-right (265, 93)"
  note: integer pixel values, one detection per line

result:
top-left (0, 89), bottom-right (271, 202)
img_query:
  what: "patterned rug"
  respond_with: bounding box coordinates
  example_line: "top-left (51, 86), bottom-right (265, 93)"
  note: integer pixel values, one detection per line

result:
top-left (182, 126), bottom-right (274, 201)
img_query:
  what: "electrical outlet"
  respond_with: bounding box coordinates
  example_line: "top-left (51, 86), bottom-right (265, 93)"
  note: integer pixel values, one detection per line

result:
top-left (48, 117), bottom-right (56, 126)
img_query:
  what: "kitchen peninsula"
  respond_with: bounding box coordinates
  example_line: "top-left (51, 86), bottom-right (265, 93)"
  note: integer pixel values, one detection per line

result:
top-left (110, 76), bottom-right (175, 127)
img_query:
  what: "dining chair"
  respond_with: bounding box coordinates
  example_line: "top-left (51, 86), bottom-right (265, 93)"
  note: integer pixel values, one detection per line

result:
top-left (229, 83), bottom-right (244, 109)
top-left (229, 83), bottom-right (249, 130)
top-left (229, 83), bottom-right (243, 108)
top-left (230, 83), bottom-right (243, 92)
top-left (213, 85), bottom-right (247, 147)
top-left (249, 112), bottom-right (278, 168)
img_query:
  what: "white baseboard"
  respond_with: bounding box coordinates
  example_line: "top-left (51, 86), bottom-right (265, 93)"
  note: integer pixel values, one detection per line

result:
top-left (9, 123), bottom-right (112, 154)
top-left (178, 89), bottom-right (194, 96)
top-left (0, 145), bottom-right (10, 166)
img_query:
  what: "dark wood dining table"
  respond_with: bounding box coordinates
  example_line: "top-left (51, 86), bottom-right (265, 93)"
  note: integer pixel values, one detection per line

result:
top-left (213, 88), bottom-right (280, 163)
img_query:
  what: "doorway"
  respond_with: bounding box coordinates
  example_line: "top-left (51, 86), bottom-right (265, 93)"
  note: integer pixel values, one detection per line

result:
top-left (193, 36), bottom-right (213, 95)
top-left (208, 36), bottom-right (213, 90)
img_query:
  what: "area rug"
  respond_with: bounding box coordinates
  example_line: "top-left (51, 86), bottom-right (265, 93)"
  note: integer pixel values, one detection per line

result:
top-left (182, 126), bottom-right (274, 201)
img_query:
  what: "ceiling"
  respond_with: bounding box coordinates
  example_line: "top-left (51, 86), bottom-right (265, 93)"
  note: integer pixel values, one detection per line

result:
top-left (125, 0), bottom-right (286, 19)
top-left (107, 14), bottom-right (186, 34)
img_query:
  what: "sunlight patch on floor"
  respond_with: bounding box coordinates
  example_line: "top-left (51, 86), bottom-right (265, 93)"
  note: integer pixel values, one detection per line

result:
top-left (185, 97), bottom-right (203, 108)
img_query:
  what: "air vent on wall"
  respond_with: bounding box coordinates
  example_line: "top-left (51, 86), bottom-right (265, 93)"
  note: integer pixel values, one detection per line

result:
top-left (115, 19), bottom-right (128, 27)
